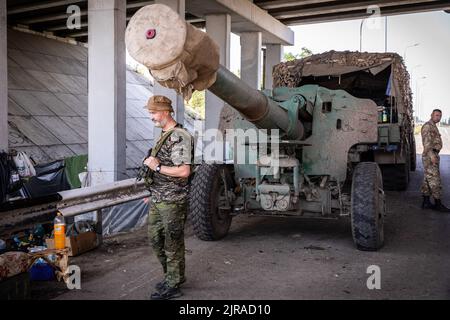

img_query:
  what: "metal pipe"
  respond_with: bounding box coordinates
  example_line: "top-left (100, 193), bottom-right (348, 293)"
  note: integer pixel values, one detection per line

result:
top-left (0, 178), bottom-right (150, 236)
top-left (209, 65), bottom-right (305, 140)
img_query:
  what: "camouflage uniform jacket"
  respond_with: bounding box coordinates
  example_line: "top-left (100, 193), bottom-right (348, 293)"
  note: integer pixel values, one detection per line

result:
top-left (149, 124), bottom-right (193, 203)
top-left (421, 120), bottom-right (442, 158)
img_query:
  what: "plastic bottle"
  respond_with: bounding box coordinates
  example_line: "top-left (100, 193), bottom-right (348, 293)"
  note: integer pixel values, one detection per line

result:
top-left (382, 108), bottom-right (388, 123)
top-left (378, 109), bottom-right (383, 123)
top-left (53, 212), bottom-right (66, 250)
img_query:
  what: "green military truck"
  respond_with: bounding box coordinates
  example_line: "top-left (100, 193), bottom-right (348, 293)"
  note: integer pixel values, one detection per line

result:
top-left (271, 51), bottom-right (416, 190)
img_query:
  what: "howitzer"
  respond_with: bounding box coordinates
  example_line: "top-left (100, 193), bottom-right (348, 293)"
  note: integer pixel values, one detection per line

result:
top-left (124, 4), bottom-right (408, 251)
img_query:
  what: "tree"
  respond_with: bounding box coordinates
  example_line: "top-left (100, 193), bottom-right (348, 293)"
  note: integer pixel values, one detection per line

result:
top-left (283, 47), bottom-right (313, 62)
top-left (186, 90), bottom-right (205, 119)
top-left (283, 52), bottom-right (298, 61)
top-left (299, 47), bottom-right (313, 58)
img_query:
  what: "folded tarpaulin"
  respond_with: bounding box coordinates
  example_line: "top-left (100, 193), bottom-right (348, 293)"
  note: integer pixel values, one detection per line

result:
top-left (64, 155), bottom-right (88, 189)
top-left (102, 199), bottom-right (149, 236)
top-left (22, 160), bottom-right (71, 199)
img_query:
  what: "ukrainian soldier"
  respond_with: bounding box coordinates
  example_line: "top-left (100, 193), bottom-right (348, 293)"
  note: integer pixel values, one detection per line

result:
top-left (421, 109), bottom-right (450, 212)
top-left (143, 95), bottom-right (193, 299)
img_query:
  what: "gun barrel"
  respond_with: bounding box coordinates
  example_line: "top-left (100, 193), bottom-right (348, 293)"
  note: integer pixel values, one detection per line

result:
top-left (210, 65), bottom-right (305, 140)
top-left (125, 3), bottom-right (305, 140)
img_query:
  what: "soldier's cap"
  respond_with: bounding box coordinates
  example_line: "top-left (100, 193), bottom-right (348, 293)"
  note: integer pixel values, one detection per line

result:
top-left (144, 95), bottom-right (174, 112)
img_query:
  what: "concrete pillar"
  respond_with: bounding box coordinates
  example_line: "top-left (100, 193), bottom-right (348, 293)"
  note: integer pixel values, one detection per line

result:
top-left (240, 32), bottom-right (262, 90)
top-left (264, 44), bottom-right (283, 90)
top-left (155, 0), bottom-right (185, 15)
top-left (88, 0), bottom-right (127, 184)
top-left (204, 14), bottom-right (231, 163)
top-left (205, 14), bottom-right (231, 132)
top-left (0, 2), bottom-right (7, 152)
top-left (154, 0), bottom-right (185, 133)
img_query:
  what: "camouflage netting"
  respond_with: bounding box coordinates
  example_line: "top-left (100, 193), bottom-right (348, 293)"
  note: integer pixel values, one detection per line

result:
top-left (272, 50), bottom-right (414, 135)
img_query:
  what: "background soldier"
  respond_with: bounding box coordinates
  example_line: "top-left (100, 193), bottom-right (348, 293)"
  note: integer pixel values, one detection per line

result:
top-left (143, 95), bottom-right (193, 299)
top-left (421, 109), bottom-right (450, 212)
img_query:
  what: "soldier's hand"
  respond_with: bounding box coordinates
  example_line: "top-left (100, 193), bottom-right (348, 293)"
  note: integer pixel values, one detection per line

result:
top-left (144, 157), bottom-right (160, 171)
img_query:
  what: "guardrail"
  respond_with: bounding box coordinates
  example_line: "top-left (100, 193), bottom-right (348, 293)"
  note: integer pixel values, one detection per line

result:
top-left (0, 178), bottom-right (150, 240)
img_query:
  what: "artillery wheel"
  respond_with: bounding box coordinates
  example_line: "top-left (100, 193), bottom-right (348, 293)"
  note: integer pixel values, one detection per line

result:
top-left (351, 162), bottom-right (385, 251)
top-left (189, 163), bottom-right (234, 241)
top-left (380, 157), bottom-right (410, 191)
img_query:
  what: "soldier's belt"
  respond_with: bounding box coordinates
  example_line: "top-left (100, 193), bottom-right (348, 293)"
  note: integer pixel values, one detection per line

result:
top-left (433, 149), bottom-right (440, 154)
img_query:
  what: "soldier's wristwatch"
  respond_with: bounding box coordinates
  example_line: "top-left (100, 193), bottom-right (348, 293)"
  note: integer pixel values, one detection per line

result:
top-left (155, 165), bottom-right (161, 173)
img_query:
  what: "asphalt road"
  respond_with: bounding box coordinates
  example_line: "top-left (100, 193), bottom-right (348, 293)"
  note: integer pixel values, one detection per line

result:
top-left (32, 134), bottom-right (450, 300)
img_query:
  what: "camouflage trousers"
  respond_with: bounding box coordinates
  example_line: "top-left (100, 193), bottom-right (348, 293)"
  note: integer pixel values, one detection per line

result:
top-left (148, 200), bottom-right (187, 288)
top-left (421, 155), bottom-right (442, 199)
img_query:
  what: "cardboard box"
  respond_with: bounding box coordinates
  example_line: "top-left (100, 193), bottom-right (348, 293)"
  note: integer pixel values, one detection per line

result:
top-left (46, 231), bottom-right (98, 257)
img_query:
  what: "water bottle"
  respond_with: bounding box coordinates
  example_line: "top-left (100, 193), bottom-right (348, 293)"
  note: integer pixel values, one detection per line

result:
top-left (382, 108), bottom-right (388, 123)
top-left (53, 212), bottom-right (66, 250)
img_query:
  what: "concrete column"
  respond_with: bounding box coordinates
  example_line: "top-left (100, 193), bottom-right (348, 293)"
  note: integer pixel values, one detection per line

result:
top-left (0, 2), bottom-right (7, 152)
top-left (155, 0), bottom-right (185, 15)
top-left (154, 0), bottom-right (185, 134)
top-left (88, 0), bottom-right (127, 185)
top-left (264, 44), bottom-right (283, 90)
top-left (240, 32), bottom-right (262, 90)
top-left (205, 14), bottom-right (231, 132)
top-left (204, 14), bottom-right (231, 163)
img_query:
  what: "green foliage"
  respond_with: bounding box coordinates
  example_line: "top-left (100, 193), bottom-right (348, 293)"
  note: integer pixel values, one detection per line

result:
top-left (283, 52), bottom-right (298, 62)
top-left (186, 90), bottom-right (205, 119)
top-left (299, 47), bottom-right (313, 58)
top-left (414, 125), bottom-right (422, 135)
top-left (283, 47), bottom-right (313, 61)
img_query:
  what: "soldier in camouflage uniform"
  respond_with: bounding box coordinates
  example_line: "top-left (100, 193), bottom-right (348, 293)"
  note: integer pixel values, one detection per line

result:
top-left (420, 109), bottom-right (450, 212)
top-left (143, 95), bottom-right (194, 299)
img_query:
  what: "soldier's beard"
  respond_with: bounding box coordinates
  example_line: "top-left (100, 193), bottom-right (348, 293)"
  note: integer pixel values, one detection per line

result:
top-left (153, 118), bottom-right (168, 128)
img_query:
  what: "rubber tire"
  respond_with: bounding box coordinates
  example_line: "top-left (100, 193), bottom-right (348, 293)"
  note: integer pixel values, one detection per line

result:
top-left (189, 164), bottom-right (233, 241)
top-left (380, 159), bottom-right (410, 191)
top-left (351, 162), bottom-right (385, 251)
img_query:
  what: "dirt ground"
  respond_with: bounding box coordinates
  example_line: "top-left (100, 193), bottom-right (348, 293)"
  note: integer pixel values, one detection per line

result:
top-left (31, 135), bottom-right (450, 300)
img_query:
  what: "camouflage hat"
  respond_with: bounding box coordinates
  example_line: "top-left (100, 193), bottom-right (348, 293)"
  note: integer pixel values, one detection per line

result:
top-left (145, 95), bottom-right (174, 112)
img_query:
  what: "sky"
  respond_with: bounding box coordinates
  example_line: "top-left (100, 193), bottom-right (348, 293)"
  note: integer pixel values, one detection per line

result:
top-left (229, 11), bottom-right (450, 122)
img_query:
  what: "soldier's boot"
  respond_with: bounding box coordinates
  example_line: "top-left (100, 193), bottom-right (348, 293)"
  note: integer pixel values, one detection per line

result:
top-left (150, 283), bottom-right (183, 300)
top-left (155, 277), bottom-right (186, 292)
top-left (421, 196), bottom-right (434, 209)
top-left (432, 199), bottom-right (450, 213)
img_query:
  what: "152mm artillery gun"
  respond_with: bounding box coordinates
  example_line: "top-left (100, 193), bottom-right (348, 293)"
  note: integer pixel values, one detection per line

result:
top-left (126, 4), bottom-right (386, 251)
